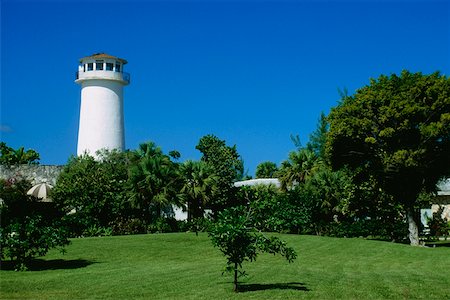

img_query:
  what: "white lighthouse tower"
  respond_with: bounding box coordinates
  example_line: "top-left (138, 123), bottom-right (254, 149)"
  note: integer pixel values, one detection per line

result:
top-left (75, 53), bottom-right (130, 157)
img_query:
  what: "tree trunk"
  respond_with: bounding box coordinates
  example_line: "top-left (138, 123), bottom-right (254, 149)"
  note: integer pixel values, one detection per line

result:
top-left (406, 206), bottom-right (420, 246)
top-left (233, 262), bottom-right (238, 292)
top-left (187, 201), bottom-right (192, 222)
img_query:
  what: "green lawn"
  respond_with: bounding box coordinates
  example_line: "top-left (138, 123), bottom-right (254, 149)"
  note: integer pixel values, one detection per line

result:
top-left (1, 233), bottom-right (449, 299)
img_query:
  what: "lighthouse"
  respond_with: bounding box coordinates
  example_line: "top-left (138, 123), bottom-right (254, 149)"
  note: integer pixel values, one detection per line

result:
top-left (75, 53), bottom-right (130, 157)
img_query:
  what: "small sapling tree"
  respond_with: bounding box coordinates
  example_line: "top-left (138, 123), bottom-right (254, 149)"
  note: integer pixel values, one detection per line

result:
top-left (208, 206), bottom-right (297, 292)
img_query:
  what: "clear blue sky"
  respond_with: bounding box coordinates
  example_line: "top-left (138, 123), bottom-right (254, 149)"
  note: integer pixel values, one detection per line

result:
top-left (1, 0), bottom-right (449, 175)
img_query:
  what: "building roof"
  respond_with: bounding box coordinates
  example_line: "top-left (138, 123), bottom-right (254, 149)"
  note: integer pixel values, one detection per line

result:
top-left (79, 53), bottom-right (127, 64)
top-left (234, 178), bottom-right (281, 188)
top-left (234, 177), bottom-right (450, 195)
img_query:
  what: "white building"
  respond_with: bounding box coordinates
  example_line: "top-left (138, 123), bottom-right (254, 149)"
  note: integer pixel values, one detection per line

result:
top-left (234, 178), bottom-right (281, 188)
top-left (435, 179), bottom-right (450, 220)
top-left (75, 53), bottom-right (130, 157)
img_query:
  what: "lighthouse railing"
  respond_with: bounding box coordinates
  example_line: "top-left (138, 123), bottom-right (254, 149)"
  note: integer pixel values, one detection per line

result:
top-left (75, 71), bottom-right (130, 84)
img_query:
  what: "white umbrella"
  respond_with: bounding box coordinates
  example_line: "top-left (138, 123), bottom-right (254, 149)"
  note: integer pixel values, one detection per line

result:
top-left (27, 182), bottom-right (53, 202)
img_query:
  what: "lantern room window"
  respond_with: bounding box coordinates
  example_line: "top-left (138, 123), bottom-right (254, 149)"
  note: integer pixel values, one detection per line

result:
top-left (96, 60), bottom-right (104, 70)
top-left (87, 63), bottom-right (94, 71)
top-left (115, 63), bottom-right (121, 72)
top-left (106, 63), bottom-right (114, 71)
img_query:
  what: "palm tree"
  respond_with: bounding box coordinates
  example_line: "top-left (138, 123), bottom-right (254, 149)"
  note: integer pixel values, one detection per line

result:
top-left (278, 148), bottom-right (322, 190)
top-left (179, 160), bottom-right (218, 221)
top-left (127, 142), bottom-right (181, 222)
top-left (255, 161), bottom-right (278, 178)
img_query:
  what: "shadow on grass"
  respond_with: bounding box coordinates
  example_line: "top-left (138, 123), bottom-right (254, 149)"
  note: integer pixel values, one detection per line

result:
top-left (1, 259), bottom-right (96, 271)
top-left (238, 282), bottom-right (310, 293)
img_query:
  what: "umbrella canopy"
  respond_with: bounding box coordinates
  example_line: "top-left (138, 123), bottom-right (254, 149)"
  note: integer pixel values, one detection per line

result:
top-left (27, 182), bottom-right (53, 202)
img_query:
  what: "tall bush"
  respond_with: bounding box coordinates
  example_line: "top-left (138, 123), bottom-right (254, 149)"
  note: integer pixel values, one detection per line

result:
top-left (0, 178), bottom-right (69, 270)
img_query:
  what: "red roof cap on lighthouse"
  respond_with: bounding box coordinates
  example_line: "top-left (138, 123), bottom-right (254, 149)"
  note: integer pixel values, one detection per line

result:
top-left (79, 53), bottom-right (127, 64)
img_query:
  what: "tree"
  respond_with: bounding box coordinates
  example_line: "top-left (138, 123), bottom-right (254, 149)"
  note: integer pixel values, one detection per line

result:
top-left (255, 161), bottom-right (278, 178)
top-left (52, 150), bottom-right (129, 234)
top-left (179, 160), bottom-right (218, 221)
top-left (278, 148), bottom-right (322, 191)
top-left (208, 206), bottom-right (297, 292)
top-left (306, 112), bottom-right (329, 159)
top-left (127, 142), bottom-right (181, 222)
top-left (0, 142), bottom-right (40, 165)
top-left (326, 71), bottom-right (450, 245)
top-left (302, 167), bottom-right (355, 235)
top-left (196, 135), bottom-right (244, 212)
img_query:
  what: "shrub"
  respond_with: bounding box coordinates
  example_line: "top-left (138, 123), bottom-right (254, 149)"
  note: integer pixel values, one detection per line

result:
top-left (238, 185), bottom-right (310, 234)
top-left (184, 217), bottom-right (212, 235)
top-left (0, 215), bottom-right (70, 271)
top-left (147, 217), bottom-right (183, 233)
top-left (82, 225), bottom-right (113, 237)
top-left (0, 178), bottom-right (70, 270)
top-left (110, 217), bottom-right (147, 235)
top-left (428, 206), bottom-right (450, 238)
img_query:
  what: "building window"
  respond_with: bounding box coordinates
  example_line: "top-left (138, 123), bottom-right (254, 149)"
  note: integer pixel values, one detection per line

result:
top-left (96, 60), bottom-right (104, 70)
top-left (106, 62), bottom-right (114, 71)
top-left (87, 63), bottom-right (94, 71)
top-left (115, 63), bottom-right (121, 72)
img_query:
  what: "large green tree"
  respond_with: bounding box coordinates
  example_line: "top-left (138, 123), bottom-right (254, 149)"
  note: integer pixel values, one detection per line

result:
top-left (326, 71), bottom-right (450, 245)
top-left (196, 135), bottom-right (244, 212)
top-left (52, 150), bottom-right (130, 232)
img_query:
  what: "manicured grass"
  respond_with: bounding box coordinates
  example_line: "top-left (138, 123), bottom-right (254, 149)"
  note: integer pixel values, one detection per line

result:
top-left (1, 233), bottom-right (449, 299)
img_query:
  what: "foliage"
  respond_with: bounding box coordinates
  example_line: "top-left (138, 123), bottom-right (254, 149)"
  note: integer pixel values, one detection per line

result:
top-left (237, 185), bottom-right (310, 234)
top-left (196, 135), bottom-right (244, 212)
top-left (168, 150), bottom-right (181, 160)
top-left (255, 161), bottom-right (278, 178)
top-left (82, 225), bottom-right (113, 237)
top-left (184, 217), bottom-right (212, 234)
top-left (146, 217), bottom-right (182, 233)
top-left (127, 142), bottom-right (182, 223)
top-left (209, 206), bottom-right (297, 292)
top-left (290, 168), bottom-right (353, 235)
top-left (338, 175), bottom-right (409, 241)
top-left (178, 160), bottom-right (218, 221)
top-left (0, 178), bottom-right (69, 270)
top-left (306, 112), bottom-right (329, 158)
top-left (1, 215), bottom-right (70, 270)
top-left (0, 177), bottom-right (32, 224)
top-left (326, 71), bottom-right (450, 245)
top-left (278, 148), bottom-right (322, 190)
top-left (427, 206), bottom-right (450, 238)
top-left (109, 217), bottom-right (147, 235)
top-left (52, 150), bottom-right (130, 234)
top-left (0, 142), bottom-right (40, 165)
